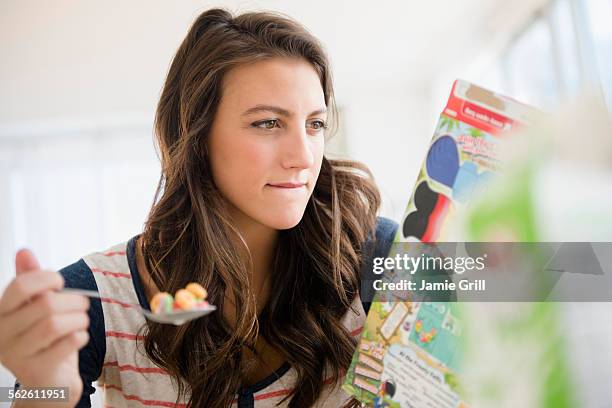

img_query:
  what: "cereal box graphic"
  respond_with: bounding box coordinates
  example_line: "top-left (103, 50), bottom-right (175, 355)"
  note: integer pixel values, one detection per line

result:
top-left (343, 80), bottom-right (539, 407)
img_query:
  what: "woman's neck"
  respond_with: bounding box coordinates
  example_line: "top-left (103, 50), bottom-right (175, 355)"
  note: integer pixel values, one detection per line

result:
top-left (228, 207), bottom-right (279, 305)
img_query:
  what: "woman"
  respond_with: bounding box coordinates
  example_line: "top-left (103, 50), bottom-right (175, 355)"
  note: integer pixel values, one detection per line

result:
top-left (0, 8), bottom-right (397, 408)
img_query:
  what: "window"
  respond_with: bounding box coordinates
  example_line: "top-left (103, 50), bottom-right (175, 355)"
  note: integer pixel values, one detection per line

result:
top-left (458, 0), bottom-right (611, 111)
top-left (584, 0), bottom-right (612, 108)
top-left (504, 15), bottom-right (559, 108)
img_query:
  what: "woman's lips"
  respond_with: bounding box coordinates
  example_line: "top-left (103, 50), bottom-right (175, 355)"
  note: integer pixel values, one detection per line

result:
top-left (267, 182), bottom-right (306, 188)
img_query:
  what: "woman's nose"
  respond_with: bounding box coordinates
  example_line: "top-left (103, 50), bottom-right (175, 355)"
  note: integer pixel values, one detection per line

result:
top-left (280, 126), bottom-right (315, 169)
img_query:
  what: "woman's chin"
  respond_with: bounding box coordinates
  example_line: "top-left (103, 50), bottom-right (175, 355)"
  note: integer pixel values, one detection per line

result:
top-left (262, 209), bottom-right (305, 230)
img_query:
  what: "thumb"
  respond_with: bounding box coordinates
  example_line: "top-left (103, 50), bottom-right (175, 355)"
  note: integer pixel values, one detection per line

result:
top-left (15, 248), bottom-right (41, 275)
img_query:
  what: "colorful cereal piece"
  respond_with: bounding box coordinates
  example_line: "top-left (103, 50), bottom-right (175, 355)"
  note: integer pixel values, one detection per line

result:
top-left (175, 289), bottom-right (197, 310)
top-left (185, 282), bottom-right (207, 300)
top-left (195, 300), bottom-right (209, 308)
top-left (415, 320), bottom-right (423, 333)
top-left (151, 292), bottom-right (173, 314)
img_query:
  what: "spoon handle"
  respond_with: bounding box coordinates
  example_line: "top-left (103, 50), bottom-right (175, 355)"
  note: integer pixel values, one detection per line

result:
top-left (59, 288), bottom-right (103, 299)
top-left (59, 288), bottom-right (145, 309)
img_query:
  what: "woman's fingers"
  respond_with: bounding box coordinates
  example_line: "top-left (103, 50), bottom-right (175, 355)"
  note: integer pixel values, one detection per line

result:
top-left (7, 312), bottom-right (90, 359)
top-left (0, 271), bottom-right (65, 316)
top-left (15, 249), bottom-right (41, 275)
top-left (0, 292), bottom-right (90, 341)
top-left (37, 330), bottom-right (90, 365)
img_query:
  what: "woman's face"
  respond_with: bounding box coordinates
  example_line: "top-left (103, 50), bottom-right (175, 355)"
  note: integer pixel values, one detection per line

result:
top-left (208, 57), bottom-right (327, 231)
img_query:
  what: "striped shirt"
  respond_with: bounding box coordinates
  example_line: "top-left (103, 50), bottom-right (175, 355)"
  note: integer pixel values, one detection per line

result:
top-left (17, 217), bottom-right (397, 407)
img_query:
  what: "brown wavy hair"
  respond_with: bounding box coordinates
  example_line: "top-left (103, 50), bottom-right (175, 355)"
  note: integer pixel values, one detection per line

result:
top-left (138, 8), bottom-right (381, 407)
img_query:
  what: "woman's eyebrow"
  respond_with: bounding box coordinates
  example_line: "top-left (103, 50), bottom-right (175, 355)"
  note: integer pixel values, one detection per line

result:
top-left (241, 104), bottom-right (327, 117)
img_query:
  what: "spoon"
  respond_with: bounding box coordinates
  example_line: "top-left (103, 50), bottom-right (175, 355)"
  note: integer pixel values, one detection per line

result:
top-left (59, 288), bottom-right (216, 326)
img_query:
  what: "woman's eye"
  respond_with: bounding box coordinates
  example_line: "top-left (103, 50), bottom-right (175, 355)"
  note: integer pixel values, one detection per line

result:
top-left (252, 119), bottom-right (279, 130)
top-left (308, 120), bottom-right (327, 131)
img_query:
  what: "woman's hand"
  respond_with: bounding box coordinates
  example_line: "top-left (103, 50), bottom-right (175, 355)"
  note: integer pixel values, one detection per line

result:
top-left (0, 249), bottom-right (90, 407)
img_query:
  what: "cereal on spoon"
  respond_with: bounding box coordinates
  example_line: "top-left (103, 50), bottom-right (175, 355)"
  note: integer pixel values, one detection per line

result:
top-left (150, 282), bottom-right (210, 314)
